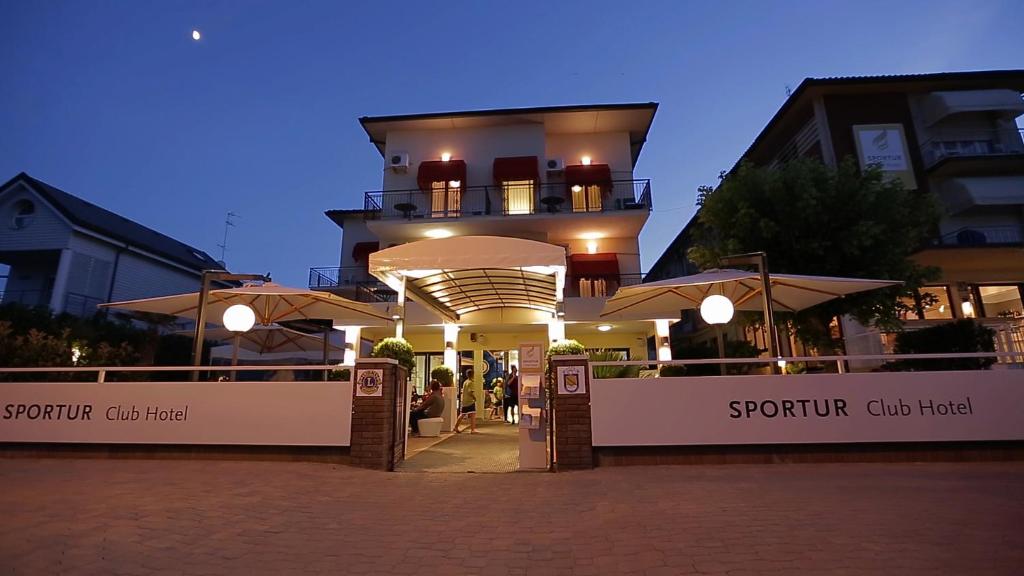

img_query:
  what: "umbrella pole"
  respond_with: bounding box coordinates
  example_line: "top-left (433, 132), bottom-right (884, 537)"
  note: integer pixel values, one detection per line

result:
top-left (714, 325), bottom-right (726, 376)
top-left (323, 327), bottom-right (330, 381)
top-left (232, 333), bottom-right (240, 368)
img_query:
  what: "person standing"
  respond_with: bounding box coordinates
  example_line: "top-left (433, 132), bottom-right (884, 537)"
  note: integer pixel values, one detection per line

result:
top-left (504, 365), bottom-right (519, 424)
top-left (454, 368), bottom-right (478, 434)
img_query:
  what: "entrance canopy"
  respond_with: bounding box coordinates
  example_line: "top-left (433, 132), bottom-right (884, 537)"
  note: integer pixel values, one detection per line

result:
top-left (369, 236), bottom-right (566, 320)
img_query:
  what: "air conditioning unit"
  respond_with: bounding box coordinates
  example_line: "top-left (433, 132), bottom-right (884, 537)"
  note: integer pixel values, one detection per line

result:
top-left (545, 158), bottom-right (565, 173)
top-left (388, 152), bottom-right (410, 172)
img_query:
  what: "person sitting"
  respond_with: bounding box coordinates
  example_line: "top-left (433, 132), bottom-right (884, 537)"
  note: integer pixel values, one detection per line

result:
top-left (454, 369), bottom-right (478, 434)
top-left (409, 380), bottom-right (445, 436)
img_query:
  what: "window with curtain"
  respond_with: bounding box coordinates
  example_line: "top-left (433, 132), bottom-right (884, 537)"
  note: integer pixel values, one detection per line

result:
top-left (570, 184), bottom-right (603, 212)
top-left (430, 181), bottom-right (461, 217)
top-left (502, 180), bottom-right (534, 214)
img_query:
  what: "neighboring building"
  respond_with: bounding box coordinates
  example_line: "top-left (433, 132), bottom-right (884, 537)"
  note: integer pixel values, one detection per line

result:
top-left (0, 172), bottom-right (223, 316)
top-left (649, 70), bottom-right (1024, 356)
top-left (315, 103), bottom-right (659, 390)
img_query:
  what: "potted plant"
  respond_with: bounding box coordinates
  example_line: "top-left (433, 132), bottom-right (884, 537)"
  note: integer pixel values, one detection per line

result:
top-left (430, 365), bottom-right (455, 387)
top-left (370, 337), bottom-right (415, 372)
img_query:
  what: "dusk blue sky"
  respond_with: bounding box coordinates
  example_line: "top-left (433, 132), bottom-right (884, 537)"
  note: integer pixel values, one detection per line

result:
top-left (2, 0), bottom-right (1022, 288)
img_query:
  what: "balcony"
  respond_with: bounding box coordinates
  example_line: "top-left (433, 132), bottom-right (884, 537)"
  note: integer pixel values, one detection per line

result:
top-left (932, 225), bottom-right (1023, 247)
top-left (308, 267), bottom-right (397, 302)
top-left (309, 268), bottom-right (647, 301)
top-left (363, 179), bottom-right (652, 221)
top-left (919, 128), bottom-right (1024, 176)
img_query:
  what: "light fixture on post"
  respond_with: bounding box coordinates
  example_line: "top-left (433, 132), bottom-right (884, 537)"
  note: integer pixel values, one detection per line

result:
top-left (190, 270), bottom-right (270, 380)
top-left (222, 304), bottom-right (256, 367)
top-left (719, 251), bottom-right (780, 374)
top-left (700, 294), bottom-right (734, 375)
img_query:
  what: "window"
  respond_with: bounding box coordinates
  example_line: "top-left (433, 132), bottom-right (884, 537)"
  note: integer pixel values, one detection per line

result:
top-left (899, 286), bottom-right (954, 320)
top-left (502, 180), bottom-right (534, 214)
top-left (10, 199), bottom-right (35, 230)
top-left (978, 285), bottom-right (1024, 319)
top-left (570, 184), bottom-right (602, 212)
top-left (430, 180), bottom-right (461, 218)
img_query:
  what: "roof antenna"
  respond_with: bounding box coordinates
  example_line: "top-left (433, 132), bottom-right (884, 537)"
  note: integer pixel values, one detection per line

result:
top-left (785, 85), bottom-right (793, 98)
top-left (217, 211), bottom-right (238, 264)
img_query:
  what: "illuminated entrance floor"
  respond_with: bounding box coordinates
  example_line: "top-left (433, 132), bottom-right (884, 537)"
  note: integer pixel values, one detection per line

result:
top-left (399, 419), bottom-right (520, 473)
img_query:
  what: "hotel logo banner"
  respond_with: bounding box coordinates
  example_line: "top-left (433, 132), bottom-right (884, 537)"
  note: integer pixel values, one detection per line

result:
top-left (852, 124), bottom-right (917, 190)
top-left (0, 381), bottom-right (353, 446)
top-left (590, 371), bottom-right (1024, 446)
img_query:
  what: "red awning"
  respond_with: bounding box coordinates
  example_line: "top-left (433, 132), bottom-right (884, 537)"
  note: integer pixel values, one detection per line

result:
top-left (352, 241), bottom-right (379, 262)
top-left (569, 253), bottom-right (619, 277)
top-left (417, 160), bottom-right (467, 191)
top-left (493, 156), bottom-right (539, 184)
top-left (565, 163), bottom-right (612, 186)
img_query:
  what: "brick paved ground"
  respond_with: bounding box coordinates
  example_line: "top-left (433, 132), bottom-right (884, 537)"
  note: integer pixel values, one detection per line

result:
top-left (1, 459), bottom-right (1022, 575)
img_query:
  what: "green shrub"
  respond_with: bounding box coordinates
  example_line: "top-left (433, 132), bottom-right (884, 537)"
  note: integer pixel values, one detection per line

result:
top-left (885, 320), bottom-right (995, 371)
top-left (430, 365), bottom-right (455, 387)
top-left (671, 339), bottom-right (764, 376)
top-left (327, 367), bottom-right (351, 381)
top-left (658, 365), bottom-right (688, 377)
top-left (370, 337), bottom-right (415, 371)
top-left (547, 339), bottom-right (585, 357)
top-left (588, 349), bottom-right (640, 379)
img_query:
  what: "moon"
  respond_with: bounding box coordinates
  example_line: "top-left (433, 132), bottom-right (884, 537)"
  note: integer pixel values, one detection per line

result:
top-left (192, 29), bottom-right (201, 41)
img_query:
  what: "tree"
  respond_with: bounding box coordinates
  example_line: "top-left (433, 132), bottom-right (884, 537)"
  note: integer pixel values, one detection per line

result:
top-left (688, 157), bottom-right (941, 349)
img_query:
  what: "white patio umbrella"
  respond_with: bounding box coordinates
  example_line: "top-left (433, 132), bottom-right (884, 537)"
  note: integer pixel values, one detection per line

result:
top-left (101, 282), bottom-right (392, 326)
top-left (190, 324), bottom-right (345, 355)
top-left (600, 269), bottom-right (901, 320)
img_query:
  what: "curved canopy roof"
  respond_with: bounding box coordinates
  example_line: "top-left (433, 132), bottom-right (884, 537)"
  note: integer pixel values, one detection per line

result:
top-left (369, 236), bottom-right (567, 319)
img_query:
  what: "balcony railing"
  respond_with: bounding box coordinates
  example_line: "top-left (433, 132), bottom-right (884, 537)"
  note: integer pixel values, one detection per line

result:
top-left (310, 268), bottom-right (645, 301)
top-left (364, 179), bottom-right (652, 221)
top-left (933, 225), bottom-right (1024, 247)
top-left (309, 267), bottom-right (397, 303)
top-left (919, 128), bottom-right (1024, 168)
top-left (0, 289), bottom-right (51, 309)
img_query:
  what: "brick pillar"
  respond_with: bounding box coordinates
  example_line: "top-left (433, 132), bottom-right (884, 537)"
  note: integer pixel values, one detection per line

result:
top-left (550, 355), bottom-right (593, 471)
top-left (350, 359), bottom-right (408, 471)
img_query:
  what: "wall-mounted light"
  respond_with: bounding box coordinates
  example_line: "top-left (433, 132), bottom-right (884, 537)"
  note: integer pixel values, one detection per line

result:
top-left (586, 240), bottom-right (598, 254)
top-left (441, 152), bottom-right (451, 162)
top-left (448, 180), bottom-right (461, 188)
top-left (445, 340), bottom-right (455, 350)
top-left (597, 324), bottom-right (612, 332)
top-left (571, 184), bottom-right (583, 193)
top-left (961, 300), bottom-right (975, 318)
top-left (581, 156), bottom-right (592, 166)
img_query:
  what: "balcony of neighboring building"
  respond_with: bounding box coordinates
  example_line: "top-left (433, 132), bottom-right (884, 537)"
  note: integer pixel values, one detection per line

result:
top-left (308, 266), bottom-right (397, 303)
top-left (918, 127), bottom-right (1024, 177)
top-left (360, 179), bottom-right (652, 243)
top-left (928, 225), bottom-right (1023, 248)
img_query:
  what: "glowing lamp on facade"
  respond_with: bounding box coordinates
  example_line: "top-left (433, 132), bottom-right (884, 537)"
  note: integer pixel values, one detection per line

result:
top-left (571, 185), bottom-right (583, 193)
top-left (448, 180), bottom-right (461, 188)
top-left (191, 30), bottom-right (201, 41)
top-left (424, 229), bottom-right (453, 239)
top-left (597, 324), bottom-right (612, 332)
top-left (586, 241), bottom-right (598, 254)
top-left (222, 304), bottom-right (256, 333)
top-left (441, 152), bottom-right (451, 162)
top-left (581, 156), bottom-right (592, 166)
top-left (699, 295), bottom-right (734, 325)
top-left (961, 300), bottom-right (975, 318)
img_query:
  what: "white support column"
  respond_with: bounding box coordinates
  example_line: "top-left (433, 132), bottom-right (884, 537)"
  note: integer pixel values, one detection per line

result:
top-left (48, 248), bottom-right (73, 314)
top-left (547, 316), bottom-right (565, 343)
top-left (654, 319), bottom-right (672, 362)
top-left (394, 276), bottom-right (407, 339)
top-left (336, 326), bottom-right (361, 365)
top-left (443, 323), bottom-right (460, 372)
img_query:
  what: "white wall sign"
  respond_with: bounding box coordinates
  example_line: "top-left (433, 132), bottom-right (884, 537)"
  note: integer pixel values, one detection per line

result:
top-left (591, 371), bottom-right (1024, 446)
top-left (852, 123), bottom-right (917, 189)
top-left (556, 365), bottom-right (586, 395)
top-left (355, 369), bottom-right (384, 397)
top-left (519, 343), bottom-right (543, 372)
top-left (0, 381), bottom-right (353, 446)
